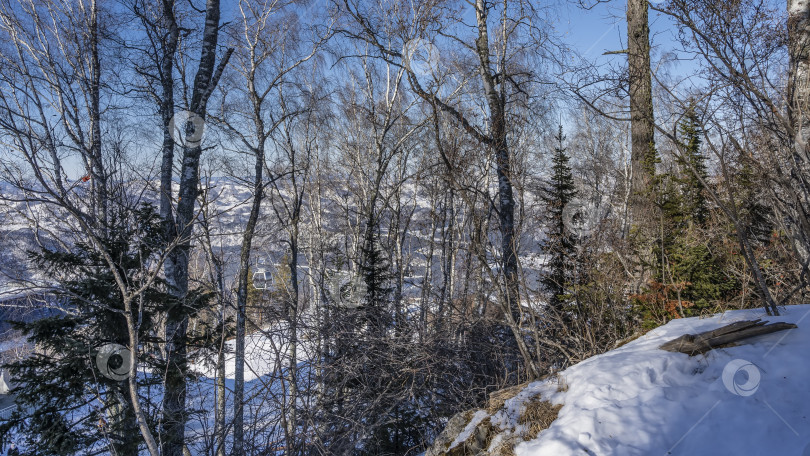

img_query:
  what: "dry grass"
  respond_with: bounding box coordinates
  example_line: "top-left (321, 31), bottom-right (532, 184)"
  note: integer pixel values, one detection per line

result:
top-left (518, 395), bottom-right (563, 439)
top-left (486, 381), bottom-right (530, 413)
top-left (439, 381), bottom-right (564, 455)
top-left (461, 409), bottom-right (475, 423)
top-left (498, 443), bottom-right (517, 456)
top-left (478, 417), bottom-right (497, 452)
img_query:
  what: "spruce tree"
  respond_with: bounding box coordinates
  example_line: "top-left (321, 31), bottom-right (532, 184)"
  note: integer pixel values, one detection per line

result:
top-left (643, 106), bottom-right (738, 323)
top-left (359, 220), bottom-right (394, 332)
top-left (0, 205), bottom-right (169, 456)
top-left (676, 105), bottom-right (709, 226)
top-left (540, 125), bottom-right (578, 315)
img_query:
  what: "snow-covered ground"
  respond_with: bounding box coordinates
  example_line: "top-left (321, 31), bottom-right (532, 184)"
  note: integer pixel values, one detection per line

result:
top-left (191, 326), bottom-right (297, 382)
top-left (183, 321), bottom-right (317, 455)
top-left (508, 305), bottom-right (810, 455)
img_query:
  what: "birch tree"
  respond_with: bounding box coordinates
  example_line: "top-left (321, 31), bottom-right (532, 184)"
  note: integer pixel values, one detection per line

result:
top-left (0, 0), bottom-right (169, 453)
top-left (787, 0), bottom-right (810, 273)
top-left (209, 0), bottom-right (327, 451)
top-left (340, 0), bottom-right (553, 379)
top-left (155, 0), bottom-right (233, 453)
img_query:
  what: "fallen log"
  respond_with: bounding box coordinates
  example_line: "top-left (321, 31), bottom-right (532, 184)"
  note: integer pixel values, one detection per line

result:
top-left (659, 319), bottom-right (797, 356)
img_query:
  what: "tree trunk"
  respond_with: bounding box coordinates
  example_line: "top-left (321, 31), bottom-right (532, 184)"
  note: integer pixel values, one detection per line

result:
top-left (156, 9), bottom-right (180, 449)
top-left (162, 1), bottom-right (229, 454)
top-left (215, 323), bottom-right (226, 456)
top-left (625, 0), bottom-right (657, 295)
top-left (200, 197), bottom-right (228, 456)
top-left (285, 226), bottom-right (300, 453)
top-left (787, 0), bottom-right (810, 272)
top-left (421, 200), bottom-right (438, 333)
top-left (439, 188), bottom-right (455, 328)
top-left (626, 0), bottom-right (656, 209)
top-left (88, 0), bottom-right (106, 229)
top-left (233, 146), bottom-right (264, 455)
top-left (474, 0), bottom-right (519, 315)
top-left (159, 0), bottom-right (180, 250)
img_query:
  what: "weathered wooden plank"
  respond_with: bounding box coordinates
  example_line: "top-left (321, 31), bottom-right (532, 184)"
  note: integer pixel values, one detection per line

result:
top-left (700, 319), bottom-right (763, 339)
top-left (659, 320), bottom-right (797, 356)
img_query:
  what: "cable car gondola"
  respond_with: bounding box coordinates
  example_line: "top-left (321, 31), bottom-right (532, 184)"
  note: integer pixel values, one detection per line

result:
top-left (252, 256), bottom-right (270, 290)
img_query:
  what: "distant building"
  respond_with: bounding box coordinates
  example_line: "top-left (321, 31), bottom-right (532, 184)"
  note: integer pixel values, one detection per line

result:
top-left (0, 369), bottom-right (13, 395)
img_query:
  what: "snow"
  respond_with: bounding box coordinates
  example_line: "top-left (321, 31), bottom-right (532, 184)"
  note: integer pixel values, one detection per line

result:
top-left (450, 410), bottom-right (490, 449)
top-left (196, 330), bottom-right (283, 381)
top-left (512, 305), bottom-right (810, 456)
top-left (0, 370), bottom-right (12, 395)
top-left (184, 321), bottom-right (316, 454)
top-left (191, 320), bottom-right (316, 382)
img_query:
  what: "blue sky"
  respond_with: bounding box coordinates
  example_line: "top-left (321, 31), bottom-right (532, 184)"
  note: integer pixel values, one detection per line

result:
top-left (558, 0), bottom-right (675, 67)
top-left (59, 0), bottom-right (684, 179)
top-left (560, 0), bottom-right (629, 61)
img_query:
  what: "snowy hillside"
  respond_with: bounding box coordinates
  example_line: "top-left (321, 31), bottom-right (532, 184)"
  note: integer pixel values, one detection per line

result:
top-left (437, 305), bottom-right (810, 456)
top-left (0, 178), bottom-right (548, 294)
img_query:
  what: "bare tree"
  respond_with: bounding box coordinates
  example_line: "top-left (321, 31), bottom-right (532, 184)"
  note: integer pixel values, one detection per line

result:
top-left (155, 0), bottom-right (233, 453)
top-left (340, 0), bottom-right (555, 380)
top-left (209, 1), bottom-right (327, 451)
top-left (0, 0), bottom-right (170, 453)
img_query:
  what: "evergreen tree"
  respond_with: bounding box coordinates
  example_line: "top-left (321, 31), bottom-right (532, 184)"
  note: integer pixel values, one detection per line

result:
top-left (641, 106), bottom-right (738, 324)
top-left (540, 125), bottom-right (579, 315)
top-left (736, 155), bottom-right (777, 245)
top-left (319, 219), bottom-right (431, 455)
top-left (675, 105), bottom-right (709, 226)
top-left (0, 205), bottom-right (170, 456)
top-left (359, 220), bottom-right (394, 332)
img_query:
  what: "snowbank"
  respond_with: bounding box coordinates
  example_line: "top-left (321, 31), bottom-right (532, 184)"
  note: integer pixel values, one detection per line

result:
top-left (514, 305), bottom-right (810, 456)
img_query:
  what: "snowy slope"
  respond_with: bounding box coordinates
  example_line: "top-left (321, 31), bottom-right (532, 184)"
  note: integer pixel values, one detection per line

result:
top-left (184, 323), bottom-right (317, 455)
top-left (511, 305), bottom-right (810, 456)
top-left (192, 328), bottom-right (292, 382)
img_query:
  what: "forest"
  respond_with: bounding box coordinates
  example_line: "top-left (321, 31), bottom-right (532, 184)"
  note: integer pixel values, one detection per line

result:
top-left (0, 0), bottom-right (807, 455)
